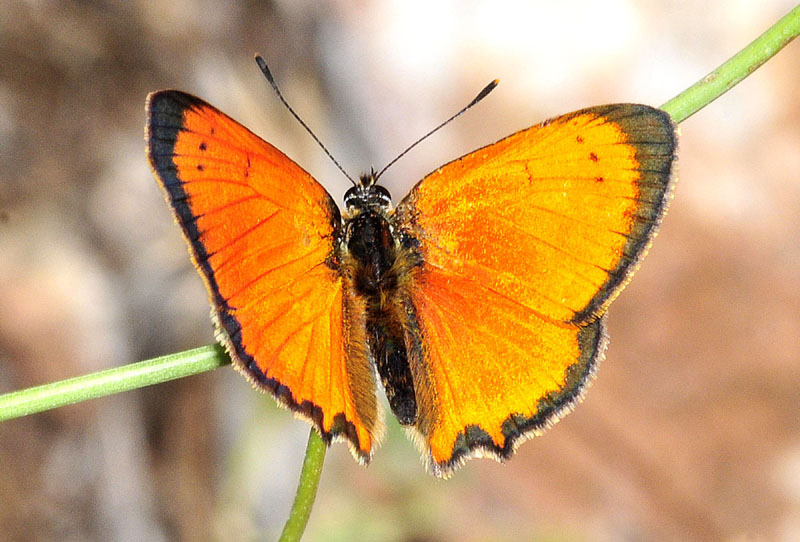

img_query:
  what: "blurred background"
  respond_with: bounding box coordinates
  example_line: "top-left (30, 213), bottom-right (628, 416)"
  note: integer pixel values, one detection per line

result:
top-left (2, 1), bottom-right (800, 540)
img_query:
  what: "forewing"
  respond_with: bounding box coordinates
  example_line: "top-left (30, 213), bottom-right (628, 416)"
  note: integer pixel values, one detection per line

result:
top-left (394, 104), bottom-right (677, 476)
top-left (147, 91), bottom-right (380, 460)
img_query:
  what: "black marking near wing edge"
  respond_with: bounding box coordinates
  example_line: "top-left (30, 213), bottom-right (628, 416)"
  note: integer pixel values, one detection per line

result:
top-left (145, 91), bottom-right (366, 461)
top-left (570, 104), bottom-right (678, 324)
top-left (432, 315), bottom-right (607, 478)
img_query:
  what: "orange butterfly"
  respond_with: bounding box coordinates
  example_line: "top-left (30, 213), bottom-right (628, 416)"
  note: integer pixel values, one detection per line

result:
top-left (146, 57), bottom-right (677, 478)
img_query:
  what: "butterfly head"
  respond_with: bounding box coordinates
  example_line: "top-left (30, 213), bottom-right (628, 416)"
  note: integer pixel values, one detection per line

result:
top-left (344, 169), bottom-right (392, 215)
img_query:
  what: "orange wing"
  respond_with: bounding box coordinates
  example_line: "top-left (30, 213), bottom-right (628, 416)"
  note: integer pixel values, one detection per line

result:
top-left (394, 104), bottom-right (677, 477)
top-left (146, 91), bottom-right (380, 461)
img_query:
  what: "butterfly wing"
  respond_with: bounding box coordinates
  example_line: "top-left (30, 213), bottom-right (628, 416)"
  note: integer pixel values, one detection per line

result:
top-left (146, 91), bottom-right (380, 461)
top-left (393, 104), bottom-right (677, 477)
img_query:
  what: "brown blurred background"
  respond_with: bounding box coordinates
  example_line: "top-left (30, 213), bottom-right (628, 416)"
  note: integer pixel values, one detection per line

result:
top-left (2, 1), bottom-right (800, 540)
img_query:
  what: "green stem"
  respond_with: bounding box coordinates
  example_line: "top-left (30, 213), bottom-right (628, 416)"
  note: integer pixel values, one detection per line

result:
top-left (0, 345), bottom-right (228, 421)
top-left (661, 4), bottom-right (800, 122)
top-left (278, 429), bottom-right (327, 542)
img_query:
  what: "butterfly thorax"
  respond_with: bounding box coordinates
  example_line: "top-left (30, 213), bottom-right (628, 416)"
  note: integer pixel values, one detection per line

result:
top-left (343, 178), bottom-right (396, 294)
top-left (342, 180), bottom-right (418, 425)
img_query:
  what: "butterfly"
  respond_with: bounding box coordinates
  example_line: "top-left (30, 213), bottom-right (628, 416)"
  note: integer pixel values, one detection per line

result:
top-left (146, 57), bottom-right (677, 478)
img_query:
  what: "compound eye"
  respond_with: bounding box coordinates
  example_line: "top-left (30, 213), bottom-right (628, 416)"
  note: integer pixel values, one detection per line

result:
top-left (372, 185), bottom-right (392, 205)
top-left (343, 186), bottom-right (360, 209)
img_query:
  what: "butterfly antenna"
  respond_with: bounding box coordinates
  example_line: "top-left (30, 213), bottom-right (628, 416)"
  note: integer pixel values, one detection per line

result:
top-left (373, 78), bottom-right (499, 182)
top-left (255, 55), bottom-right (357, 186)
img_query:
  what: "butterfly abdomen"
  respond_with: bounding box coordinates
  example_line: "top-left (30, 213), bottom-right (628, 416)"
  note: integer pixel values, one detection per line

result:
top-left (344, 206), bottom-right (419, 425)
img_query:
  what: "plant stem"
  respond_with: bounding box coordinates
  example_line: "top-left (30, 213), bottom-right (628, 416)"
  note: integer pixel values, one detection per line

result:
top-left (661, 4), bottom-right (800, 123)
top-left (278, 429), bottom-right (327, 542)
top-left (0, 345), bottom-right (228, 421)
